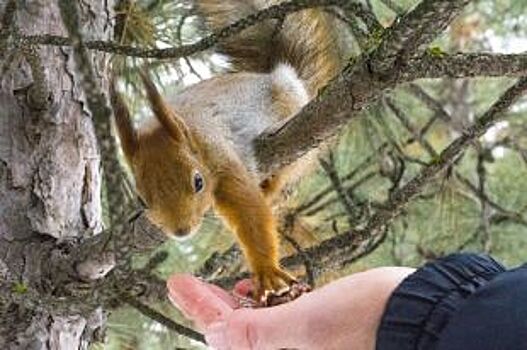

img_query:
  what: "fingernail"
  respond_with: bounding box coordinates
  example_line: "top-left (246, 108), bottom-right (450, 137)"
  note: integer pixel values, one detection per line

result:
top-left (205, 322), bottom-right (229, 350)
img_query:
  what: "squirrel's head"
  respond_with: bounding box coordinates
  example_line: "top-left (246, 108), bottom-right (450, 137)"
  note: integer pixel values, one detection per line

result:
top-left (111, 73), bottom-right (213, 239)
top-left (134, 128), bottom-right (213, 238)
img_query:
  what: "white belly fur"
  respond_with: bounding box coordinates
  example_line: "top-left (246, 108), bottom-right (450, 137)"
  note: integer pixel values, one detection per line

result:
top-left (166, 63), bottom-right (309, 177)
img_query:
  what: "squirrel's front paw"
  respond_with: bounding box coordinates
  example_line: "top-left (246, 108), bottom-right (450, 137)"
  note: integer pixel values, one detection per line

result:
top-left (251, 266), bottom-right (311, 307)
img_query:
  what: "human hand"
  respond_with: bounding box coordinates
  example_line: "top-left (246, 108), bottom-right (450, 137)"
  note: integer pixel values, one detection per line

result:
top-left (167, 267), bottom-right (414, 350)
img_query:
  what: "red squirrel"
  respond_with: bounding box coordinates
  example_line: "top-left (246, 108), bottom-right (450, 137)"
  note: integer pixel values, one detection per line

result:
top-left (110, 0), bottom-right (341, 303)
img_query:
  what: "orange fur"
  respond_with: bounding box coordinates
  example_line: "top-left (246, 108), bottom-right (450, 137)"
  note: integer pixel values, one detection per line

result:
top-left (111, 0), bottom-right (341, 300)
top-left (111, 75), bottom-right (293, 299)
top-left (214, 164), bottom-right (296, 292)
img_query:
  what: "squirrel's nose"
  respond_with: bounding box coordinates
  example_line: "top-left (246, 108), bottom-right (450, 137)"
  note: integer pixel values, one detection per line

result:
top-left (173, 228), bottom-right (190, 237)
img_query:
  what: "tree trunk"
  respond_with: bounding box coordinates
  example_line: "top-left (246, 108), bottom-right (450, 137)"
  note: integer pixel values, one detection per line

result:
top-left (0, 0), bottom-right (112, 348)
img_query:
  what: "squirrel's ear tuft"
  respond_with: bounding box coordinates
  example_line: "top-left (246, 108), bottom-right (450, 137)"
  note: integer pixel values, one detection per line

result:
top-left (139, 70), bottom-right (189, 143)
top-left (109, 78), bottom-right (138, 162)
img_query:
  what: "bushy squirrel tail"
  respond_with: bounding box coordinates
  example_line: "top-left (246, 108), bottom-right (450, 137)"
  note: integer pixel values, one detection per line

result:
top-left (196, 0), bottom-right (342, 97)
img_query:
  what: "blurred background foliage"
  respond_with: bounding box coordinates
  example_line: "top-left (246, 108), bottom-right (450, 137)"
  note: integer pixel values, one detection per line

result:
top-left (96, 0), bottom-right (527, 348)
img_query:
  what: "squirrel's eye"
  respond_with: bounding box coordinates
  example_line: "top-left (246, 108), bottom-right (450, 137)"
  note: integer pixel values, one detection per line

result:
top-left (193, 172), bottom-right (204, 193)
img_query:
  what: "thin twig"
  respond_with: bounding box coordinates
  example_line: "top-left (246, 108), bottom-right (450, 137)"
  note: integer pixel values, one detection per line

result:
top-left (26, 0), bottom-right (355, 59)
top-left (122, 293), bottom-right (206, 344)
top-left (319, 153), bottom-right (357, 224)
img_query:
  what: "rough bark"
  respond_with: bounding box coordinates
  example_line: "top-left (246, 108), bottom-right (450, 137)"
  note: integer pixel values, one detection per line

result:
top-left (0, 0), bottom-right (112, 348)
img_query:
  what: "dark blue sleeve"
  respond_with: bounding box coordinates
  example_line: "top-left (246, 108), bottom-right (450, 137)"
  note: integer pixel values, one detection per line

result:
top-left (435, 264), bottom-right (527, 350)
top-left (376, 253), bottom-right (527, 350)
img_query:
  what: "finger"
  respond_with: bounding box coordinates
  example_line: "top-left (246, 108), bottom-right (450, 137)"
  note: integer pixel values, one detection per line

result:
top-left (167, 274), bottom-right (234, 330)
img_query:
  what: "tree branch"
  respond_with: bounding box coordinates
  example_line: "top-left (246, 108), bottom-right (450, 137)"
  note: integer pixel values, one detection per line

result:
top-left (404, 52), bottom-right (527, 80)
top-left (24, 0), bottom-right (356, 59)
top-left (57, 0), bottom-right (138, 279)
top-left (122, 293), bottom-right (206, 344)
top-left (364, 77), bottom-right (527, 233)
top-left (370, 0), bottom-right (470, 74)
top-left (254, 0), bottom-right (471, 175)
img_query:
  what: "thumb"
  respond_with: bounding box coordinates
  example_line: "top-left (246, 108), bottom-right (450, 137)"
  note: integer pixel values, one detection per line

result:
top-left (167, 274), bottom-right (235, 331)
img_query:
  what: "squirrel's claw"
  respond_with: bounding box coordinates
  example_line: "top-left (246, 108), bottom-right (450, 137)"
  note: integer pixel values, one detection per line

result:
top-left (263, 281), bottom-right (311, 307)
top-left (251, 267), bottom-right (311, 307)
